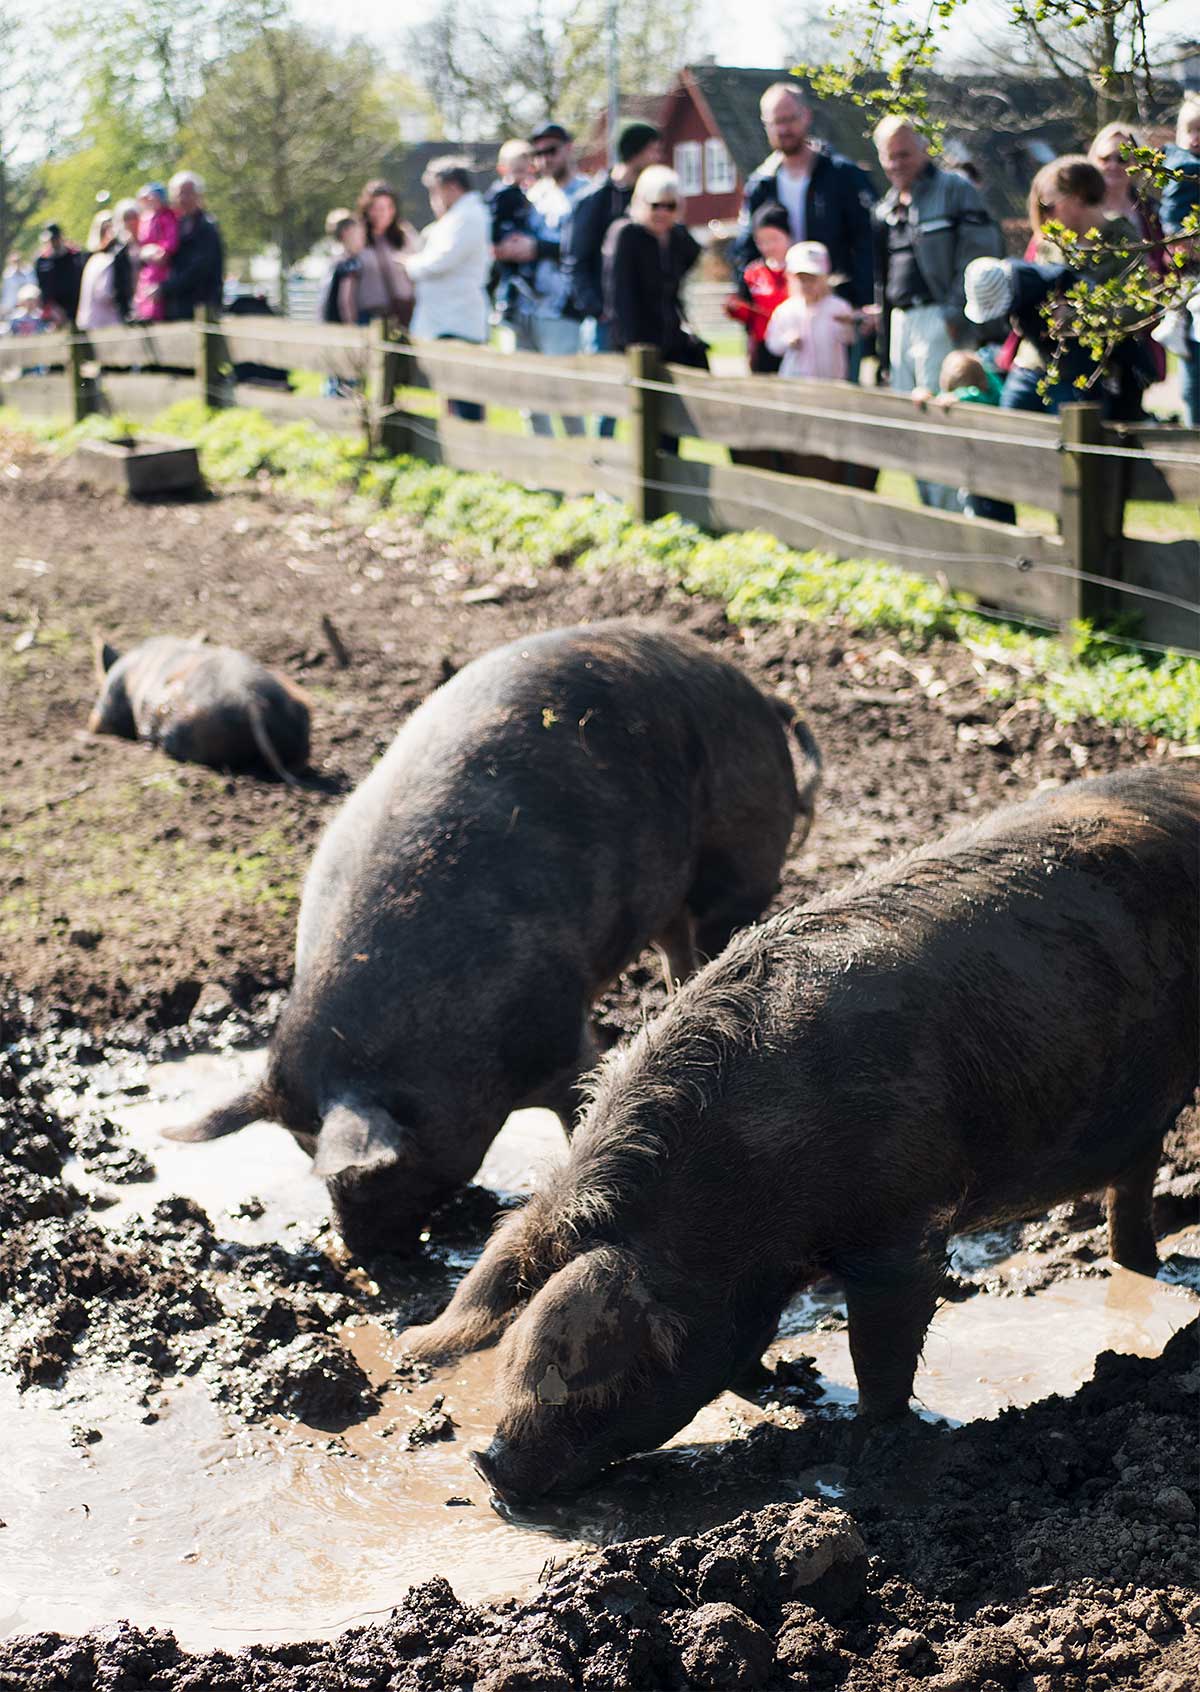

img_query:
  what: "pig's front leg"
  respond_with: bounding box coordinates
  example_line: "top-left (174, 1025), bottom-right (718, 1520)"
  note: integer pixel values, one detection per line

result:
top-left (841, 1248), bottom-right (943, 1427)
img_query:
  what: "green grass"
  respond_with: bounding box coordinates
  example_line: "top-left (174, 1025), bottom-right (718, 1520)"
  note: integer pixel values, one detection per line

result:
top-left (6, 402), bottom-right (1200, 743)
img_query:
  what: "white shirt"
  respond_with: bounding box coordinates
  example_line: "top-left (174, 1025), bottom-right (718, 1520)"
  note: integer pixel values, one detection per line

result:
top-left (765, 293), bottom-right (854, 380)
top-left (776, 162), bottom-right (812, 242)
top-left (405, 191), bottom-right (491, 343)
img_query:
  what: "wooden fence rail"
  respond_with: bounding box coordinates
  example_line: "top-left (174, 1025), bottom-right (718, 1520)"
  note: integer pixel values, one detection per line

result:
top-left (2, 313), bottom-right (1197, 654)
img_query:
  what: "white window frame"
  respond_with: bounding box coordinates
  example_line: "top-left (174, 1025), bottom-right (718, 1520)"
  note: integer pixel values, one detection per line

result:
top-left (674, 141), bottom-right (702, 197)
top-left (704, 137), bottom-right (736, 194)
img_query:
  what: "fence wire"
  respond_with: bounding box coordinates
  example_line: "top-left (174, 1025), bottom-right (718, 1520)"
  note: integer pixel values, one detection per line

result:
top-left (390, 408), bottom-right (1200, 651)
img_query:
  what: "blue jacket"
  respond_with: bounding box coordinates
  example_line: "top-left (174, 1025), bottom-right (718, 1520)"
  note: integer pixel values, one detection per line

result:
top-left (731, 144), bottom-right (877, 308)
top-left (1160, 143), bottom-right (1200, 237)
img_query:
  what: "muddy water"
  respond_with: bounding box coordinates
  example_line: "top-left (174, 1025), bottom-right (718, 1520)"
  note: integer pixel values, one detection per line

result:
top-left (4, 1047), bottom-right (1198, 1650)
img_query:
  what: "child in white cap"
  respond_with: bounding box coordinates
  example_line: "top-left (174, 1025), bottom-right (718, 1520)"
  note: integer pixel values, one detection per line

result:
top-left (764, 241), bottom-right (857, 380)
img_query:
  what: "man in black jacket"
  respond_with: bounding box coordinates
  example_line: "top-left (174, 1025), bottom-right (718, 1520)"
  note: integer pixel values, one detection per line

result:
top-left (163, 170), bottom-right (224, 320)
top-left (34, 225), bottom-right (85, 325)
top-left (730, 83), bottom-right (876, 331)
top-left (567, 118), bottom-right (662, 437)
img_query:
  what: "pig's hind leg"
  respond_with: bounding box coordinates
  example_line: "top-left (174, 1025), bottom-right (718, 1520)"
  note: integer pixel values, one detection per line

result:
top-left (1106, 1133), bottom-right (1164, 1276)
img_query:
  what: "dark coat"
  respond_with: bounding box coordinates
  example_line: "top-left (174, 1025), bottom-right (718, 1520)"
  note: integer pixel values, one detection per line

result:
top-left (164, 211), bottom-right (224, 319)
top-left (731, 144), bottom-right (877, 308)
top-left (602, 219), bottom-right (703, 360)
top-left (566, 173), bottom-right (633, 320)
top-left (35, 245), bottom-right (84, 320)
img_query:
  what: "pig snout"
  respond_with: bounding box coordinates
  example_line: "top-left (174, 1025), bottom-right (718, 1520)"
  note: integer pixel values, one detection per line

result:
top-left (469, 1431), bottom-right (585, 1505)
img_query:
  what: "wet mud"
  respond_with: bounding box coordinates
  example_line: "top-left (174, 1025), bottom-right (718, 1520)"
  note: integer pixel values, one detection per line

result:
top-left (2, 438), bottom-right (1199, 1688)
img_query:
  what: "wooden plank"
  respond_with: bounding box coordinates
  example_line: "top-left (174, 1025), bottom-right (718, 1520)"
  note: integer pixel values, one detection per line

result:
top-left (82, 322), bottom-right (197, 371)
top-left (0, 374), bottom-right (72, 417)
top-left (1120, 536), bottom-right (1200, 654)
top-left (652, 364), bottom-right (1062, 511)
top-left (382, 409), bottom-right (633, 502)
top-left (393, 344), bottom-right (632, 417)
top-left (656, 453), bottom-right (1078, 623)
top-left (1106, 425), bottom-right (1200, 505)
top-left (96, 373), bottom-right (201, 420)
top-left (0, 332), bottom-right (70, 374)
top-left (220, 319), bottom-right (371, 380)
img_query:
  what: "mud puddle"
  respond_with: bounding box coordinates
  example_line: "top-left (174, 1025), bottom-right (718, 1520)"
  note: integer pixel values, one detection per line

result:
top-left (5, 1044), bottom-right (1196, 1653)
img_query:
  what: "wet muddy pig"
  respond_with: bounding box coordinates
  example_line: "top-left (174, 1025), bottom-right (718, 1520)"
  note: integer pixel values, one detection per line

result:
top-left (401, 766), bottom-right (1200, 1500)
top-left (165, 622), bottom-right (821, 1255)
top-left (89, 635), bottom-right (310, 781)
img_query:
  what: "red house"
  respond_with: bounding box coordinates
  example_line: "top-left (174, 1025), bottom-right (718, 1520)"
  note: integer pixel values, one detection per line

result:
top-left (578, 65), bottom-right (880, 232)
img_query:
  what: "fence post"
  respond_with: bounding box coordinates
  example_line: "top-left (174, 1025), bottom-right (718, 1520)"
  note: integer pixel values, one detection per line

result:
top-left (628, 343), bottom-right (662, 523)
top-left (376, 317), bottom-right (403, 410)
top-left (68, 331), bottom-right (98, 422)
top-left (1059, 402), bottom-right (1117, 626)
top-left (196, 305), bottom-right (229, 409)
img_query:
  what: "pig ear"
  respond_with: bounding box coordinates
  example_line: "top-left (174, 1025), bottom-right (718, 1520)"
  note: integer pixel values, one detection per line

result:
top-left (163, 1085), bottom-right (267, 1142)
top-left (93, 633), bottom-right (120, 683)
top-left (400, 1209), bottom-right (536, 1362)
top-left (531, 1247), bottom-right (686, 1400)
top-left (313, 1101), bottom-right (405, 1178)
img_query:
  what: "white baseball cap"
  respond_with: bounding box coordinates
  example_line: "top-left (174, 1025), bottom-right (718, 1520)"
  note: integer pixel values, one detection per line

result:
top-left (785, 241), bottom-right (831, 276)
top-left (964, 256), bottom-right (1014, 324)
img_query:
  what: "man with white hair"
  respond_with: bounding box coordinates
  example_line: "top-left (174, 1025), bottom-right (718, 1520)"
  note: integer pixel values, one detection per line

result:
top-left (868, 117), bottom-right (1000, 503)
top-left (163, 170), bottom-right (224, 320)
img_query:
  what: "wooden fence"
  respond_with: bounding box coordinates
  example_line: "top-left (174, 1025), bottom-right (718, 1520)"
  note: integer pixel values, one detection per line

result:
top-left (2, 311), bottom-right (1197, 654)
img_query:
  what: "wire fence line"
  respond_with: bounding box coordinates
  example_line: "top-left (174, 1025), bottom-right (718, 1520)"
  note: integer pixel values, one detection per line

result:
top-left (5, 318), bottom-right (1197, 653)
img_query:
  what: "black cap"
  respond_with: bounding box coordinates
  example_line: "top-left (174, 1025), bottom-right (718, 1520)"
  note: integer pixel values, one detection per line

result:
top-left (529, 121), bottom-right (571, 146)
top-left (41, 222), bottom-right (61, 239)
top-left (616, 119), bottom-right (660, 163)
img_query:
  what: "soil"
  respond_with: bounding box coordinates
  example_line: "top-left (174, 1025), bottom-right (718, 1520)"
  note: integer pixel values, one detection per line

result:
top-left (1, 432), bottom-right (1198, 1690)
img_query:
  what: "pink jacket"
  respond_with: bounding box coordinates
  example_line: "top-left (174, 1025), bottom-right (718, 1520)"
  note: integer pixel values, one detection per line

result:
top-left (133, 206), bottom-right (179, 322)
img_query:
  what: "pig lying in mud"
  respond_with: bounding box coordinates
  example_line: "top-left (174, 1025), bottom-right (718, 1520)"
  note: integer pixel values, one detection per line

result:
top-left (166, 623), bottom-right (821, 1255)
top-left (89, 635), bottom-right (310, 782)
top-left (401, 766), bottom-right (1200, 1501)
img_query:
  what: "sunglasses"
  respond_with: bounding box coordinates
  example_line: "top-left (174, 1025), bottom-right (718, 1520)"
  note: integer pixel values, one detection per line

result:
top-left (532, 145), bottom-right (561, 159)
top-left (650, 199), bottom-right (678, 210)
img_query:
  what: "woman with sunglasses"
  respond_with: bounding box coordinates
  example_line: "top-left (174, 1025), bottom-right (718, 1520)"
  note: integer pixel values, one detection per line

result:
top-left (602, 166), bottom-right (708, 376)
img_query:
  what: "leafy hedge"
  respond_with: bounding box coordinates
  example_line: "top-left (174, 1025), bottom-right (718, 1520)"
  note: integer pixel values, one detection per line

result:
top-left (7, 401), bottom-right (1200, 742)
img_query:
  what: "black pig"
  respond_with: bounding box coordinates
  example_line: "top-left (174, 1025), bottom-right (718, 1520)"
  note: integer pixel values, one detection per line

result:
top-left (89, 635), bottom-right (310, 782)
top-left (400, 766), bottom-right (1200, 1500)
top-left (165, 623), bottom-right (820, 1254)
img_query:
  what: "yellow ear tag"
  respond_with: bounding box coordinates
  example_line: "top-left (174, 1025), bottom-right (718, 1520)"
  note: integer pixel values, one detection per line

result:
top-left (536, 1364), bottom-right (569, 1405)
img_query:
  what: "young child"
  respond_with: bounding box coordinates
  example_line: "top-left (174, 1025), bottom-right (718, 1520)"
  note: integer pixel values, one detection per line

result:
top-left (486, 140), bottom-right (538, 325)
top-left (7, 282), bottom-right (50, 335)
top-left (132, 182), bottom-right (179, 322)
top-left (915, 348), bottom-right (1014, 524)
top-left (319, 210), bottom-right (366, 325)
top-left (915, 349), bottom-right (1003, 410)
top-left (764, 241), bottom-right (857, 380)
top-left (724, 203), bottom-right (792, 373)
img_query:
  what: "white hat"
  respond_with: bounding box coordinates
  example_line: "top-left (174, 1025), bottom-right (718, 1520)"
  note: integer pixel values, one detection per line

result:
top-left (964, 256), bottom-right (1013, 324)
top-left (785, 240), bottom-right (831, 276)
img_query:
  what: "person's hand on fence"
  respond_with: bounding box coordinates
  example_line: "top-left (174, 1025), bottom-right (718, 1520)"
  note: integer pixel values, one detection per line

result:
top-left (910, 386), bottom-right (933, 405)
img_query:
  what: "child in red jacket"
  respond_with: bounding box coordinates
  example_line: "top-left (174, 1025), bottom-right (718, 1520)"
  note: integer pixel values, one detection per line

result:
top-left (725, 203), bottom-right (791, 373)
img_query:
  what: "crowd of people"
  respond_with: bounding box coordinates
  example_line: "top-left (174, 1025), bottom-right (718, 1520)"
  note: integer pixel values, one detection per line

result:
top-left (4, 85), bottom-right (1198, 449)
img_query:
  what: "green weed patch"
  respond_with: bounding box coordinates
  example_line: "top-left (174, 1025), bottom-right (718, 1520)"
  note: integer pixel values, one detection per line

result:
top-left (7, 404), bottom-right (1199, 742)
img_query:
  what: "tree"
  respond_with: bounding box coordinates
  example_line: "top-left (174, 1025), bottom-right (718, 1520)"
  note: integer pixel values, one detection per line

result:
top-left (184, 23), bottom-right (394, 296)
top-left (37, 69), bottom-right (163, 244)
top-left (0, 5), bottom-right (55, 261)
top-left (970, 0), bottom-right (1185, 134)
top-left (405, 0), bottom-right (706, 139)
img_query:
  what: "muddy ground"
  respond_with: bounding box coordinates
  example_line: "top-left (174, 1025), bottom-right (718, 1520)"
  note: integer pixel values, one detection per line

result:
top-left (1, 430), bottom-right (1198, 1690)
